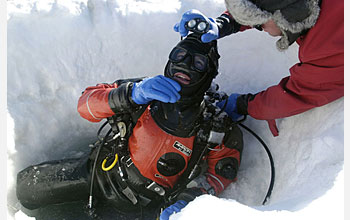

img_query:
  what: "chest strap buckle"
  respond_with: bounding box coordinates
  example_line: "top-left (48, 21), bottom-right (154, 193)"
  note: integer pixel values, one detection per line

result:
top-left (146, 181), bottom-right (165, 196)
top-left (121, 186), bottom-right (138, 205)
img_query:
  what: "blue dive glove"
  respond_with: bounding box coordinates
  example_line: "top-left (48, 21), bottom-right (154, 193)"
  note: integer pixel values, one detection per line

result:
top-left (174, 9), bottom-right (219, 43)
top-left (131, 75), bottom-right (181, 105)
top-left (160, 200), bottom-right (188, 220)
top-left (216, 93), bottom-right (243, 121)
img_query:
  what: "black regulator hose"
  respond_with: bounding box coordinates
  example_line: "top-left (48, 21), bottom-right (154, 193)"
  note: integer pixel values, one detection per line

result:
top-left (97, 120), bottom-right (109, 141)
top-left (238, 122), bottom-right (275, 205)
top-left (218, 95), bottom-right (275, 205)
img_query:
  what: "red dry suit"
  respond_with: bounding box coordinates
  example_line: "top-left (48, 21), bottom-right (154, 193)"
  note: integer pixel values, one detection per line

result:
top-left (77, 79), bottom-right (243, 196)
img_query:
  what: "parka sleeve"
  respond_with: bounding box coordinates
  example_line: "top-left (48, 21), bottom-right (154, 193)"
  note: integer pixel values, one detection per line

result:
top-left (247, 53), bottom-right (344, 121)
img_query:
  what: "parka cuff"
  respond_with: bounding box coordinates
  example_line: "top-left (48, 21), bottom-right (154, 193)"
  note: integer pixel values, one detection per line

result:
top-left (236, 93), bottom-right (256, 115)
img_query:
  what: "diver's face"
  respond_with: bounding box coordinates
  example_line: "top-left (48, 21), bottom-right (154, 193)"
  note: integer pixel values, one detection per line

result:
top-left (166, 43), bottom-right (210, 85)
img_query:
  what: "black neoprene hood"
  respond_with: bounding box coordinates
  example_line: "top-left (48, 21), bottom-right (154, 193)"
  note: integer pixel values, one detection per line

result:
top-left (164, 34), bottom-right (220, 103)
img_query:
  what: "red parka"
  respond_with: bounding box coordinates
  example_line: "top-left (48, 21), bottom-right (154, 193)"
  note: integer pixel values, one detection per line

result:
top-left (242, 0), bottom-right (344, 135)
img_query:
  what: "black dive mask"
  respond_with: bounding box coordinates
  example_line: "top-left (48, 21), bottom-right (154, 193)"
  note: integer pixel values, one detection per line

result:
top-left (164, 34), bottom-right (220, 103)
top-left (169, 46), bottom-right (210, 73)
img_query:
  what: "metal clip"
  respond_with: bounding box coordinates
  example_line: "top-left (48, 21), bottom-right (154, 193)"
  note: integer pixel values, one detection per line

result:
top-left (125, 157), bottom-right (134, 168)
top-left (146, 182), bottom-right (165, 196)
top-left (117, 122), bottom-right (127, 138)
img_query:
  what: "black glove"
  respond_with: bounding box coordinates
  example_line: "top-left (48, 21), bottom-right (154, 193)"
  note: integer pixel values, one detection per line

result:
top-left (215, 13), bottom-right (242, 38)
top-left (236, 93), bottom-right (256, 115)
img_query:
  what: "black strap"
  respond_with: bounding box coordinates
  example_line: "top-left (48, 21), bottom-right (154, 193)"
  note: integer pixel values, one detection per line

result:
top-left (166, 139), bottom-right (207, 201)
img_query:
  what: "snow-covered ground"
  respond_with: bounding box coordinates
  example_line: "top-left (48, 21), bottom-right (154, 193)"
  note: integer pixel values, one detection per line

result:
top-left (7, 0), bottom-right (344, 219)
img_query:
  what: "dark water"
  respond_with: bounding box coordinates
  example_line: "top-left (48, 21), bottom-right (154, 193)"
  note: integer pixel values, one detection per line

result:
top-left (15, 127), bottom-right (166, 220)
top-left (16, 139), bottom-right (159, 220)
top-left (21, 200), bottom-right (158, 220)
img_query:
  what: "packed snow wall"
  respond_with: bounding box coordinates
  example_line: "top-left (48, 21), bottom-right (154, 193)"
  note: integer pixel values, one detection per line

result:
top-left (7, 0), bottom-right (344, 219)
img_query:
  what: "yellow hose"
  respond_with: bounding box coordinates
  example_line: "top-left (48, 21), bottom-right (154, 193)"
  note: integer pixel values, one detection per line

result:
top-left (101, 153), bottom-right (118, 171)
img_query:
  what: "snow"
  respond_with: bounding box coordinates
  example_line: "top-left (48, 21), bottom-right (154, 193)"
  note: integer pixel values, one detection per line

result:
top-left (6, 0), bottom-right (344, 220)
top-left (173, 170), bottom-right (344, 220)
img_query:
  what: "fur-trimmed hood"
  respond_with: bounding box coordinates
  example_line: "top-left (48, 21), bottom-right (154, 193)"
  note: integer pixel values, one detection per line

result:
top-left (225, 0), bottom-right (321, 50)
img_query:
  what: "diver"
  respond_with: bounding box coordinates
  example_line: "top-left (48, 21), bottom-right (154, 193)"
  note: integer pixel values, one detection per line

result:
top-left (16, 34), bottom-right (244, 220)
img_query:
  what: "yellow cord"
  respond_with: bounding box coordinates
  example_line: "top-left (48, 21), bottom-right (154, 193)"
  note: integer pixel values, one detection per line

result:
top-left (101, 153), bottom-right (118, 171)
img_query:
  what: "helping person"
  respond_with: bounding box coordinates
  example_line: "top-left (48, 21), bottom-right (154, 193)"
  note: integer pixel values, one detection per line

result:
top-left (174, 0), bottom-right (344, 136)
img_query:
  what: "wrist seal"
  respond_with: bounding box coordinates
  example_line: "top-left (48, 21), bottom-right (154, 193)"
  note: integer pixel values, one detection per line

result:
top-left (108, 82), bottom-right (138, 113)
